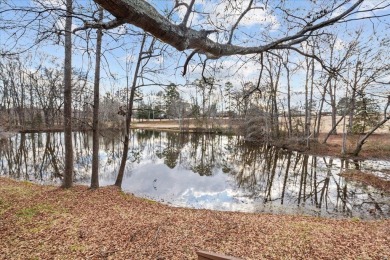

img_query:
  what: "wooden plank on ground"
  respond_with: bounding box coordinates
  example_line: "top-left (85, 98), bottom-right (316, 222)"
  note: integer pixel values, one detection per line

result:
top-left (196, 250), bottom-right (242, 260)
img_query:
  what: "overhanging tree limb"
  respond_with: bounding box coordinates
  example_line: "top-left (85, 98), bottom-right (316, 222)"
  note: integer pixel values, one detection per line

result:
top-left (73, 18), bottom-right (125, 32)
top-left (93, 0), bottom-right (364, 58)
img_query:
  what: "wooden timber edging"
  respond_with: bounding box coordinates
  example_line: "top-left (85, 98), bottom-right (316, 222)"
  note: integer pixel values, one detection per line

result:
top-left (196, 250), bottom-right (243, 260)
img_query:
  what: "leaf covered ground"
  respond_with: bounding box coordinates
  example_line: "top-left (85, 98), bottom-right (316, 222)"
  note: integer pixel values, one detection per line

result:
top-left (0, 177), bottom-right (389, 259)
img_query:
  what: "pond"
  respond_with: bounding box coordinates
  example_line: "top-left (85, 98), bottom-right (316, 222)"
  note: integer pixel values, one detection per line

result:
top-left (1, 129), bottom-right (389, 219)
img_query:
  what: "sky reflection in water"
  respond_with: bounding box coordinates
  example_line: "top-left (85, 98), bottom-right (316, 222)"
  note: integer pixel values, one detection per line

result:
top-left (1, 129), bottom-right (389, 219)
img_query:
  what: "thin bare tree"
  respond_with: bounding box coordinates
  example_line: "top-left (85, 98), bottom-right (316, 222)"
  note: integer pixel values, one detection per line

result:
top-left (62, 0), bottom-right (74, 188)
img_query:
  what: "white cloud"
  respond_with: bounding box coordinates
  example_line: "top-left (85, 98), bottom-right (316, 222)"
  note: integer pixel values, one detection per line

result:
top-left (33, 0), bottom-right (66, 10)
top-left (206, 0), bottom-right (279, 30)
top-left (330, 5), bottom-right (347, 19)
top-left (360, 0), bottom-right (390, 13)
top-left (334, 38), bottom-right (345, 51)
top-left (331, 0), bottom-right (390, 20)
top-left (181, 56), bottom-right (261, 95)
top-left (175, 3), bottom-right (202, 26)
top-left (173, 0), bottom-right (279, 33)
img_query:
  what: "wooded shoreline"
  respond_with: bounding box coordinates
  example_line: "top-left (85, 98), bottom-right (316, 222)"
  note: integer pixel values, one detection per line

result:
top-left (2, 118), bottom-right (390, 161)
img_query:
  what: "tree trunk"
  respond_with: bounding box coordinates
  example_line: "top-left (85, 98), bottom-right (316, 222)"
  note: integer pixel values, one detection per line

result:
top-left (304, 57), bottom-right (310, 139)
top-left (352, 116), bottom-right (389, 156)
top-left (273, 63), bottom-right (281, 138)
top-left (307, 49), bottom-right (315, 147)
top-left (90, 8), bottom-right (103, 189)
top-left (348, 60), bottom-right (361, 133)
top-left (329, 78), bottom-right (337, 134)
top-left (284, 62), bottom-right (292, 137)
top-left (115, 34), bottom-right (146, 188)
top-left (315, 77), bottom-right (330, 138)
top-left (62, 0), bottom-right (73, 189)
top-left (29, 77), bottom-right (34, 128)
top-left (322, 115), bottom-right (345, 144)
top-left (352, 99), bottom-right (390, 156)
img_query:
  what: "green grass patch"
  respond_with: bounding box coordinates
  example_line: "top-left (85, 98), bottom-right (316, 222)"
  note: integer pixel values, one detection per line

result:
top-left (29, 222), bottom-right (55, 234)
top-left (1, 185), bottom-right (37, 198)
top-left (142, 198), bottom-right (157, 204)
top-left (119, 190), bottom-right (129, 198)
top-left (22, 180), bottom-right (34, 186)
top-left (0, 198), bottom-right (10, 216)
top-left (16, 204), bottom-right (62, 220)
top-left (69, 244), bottom-right (86, 252)
top-left (351, 216), bottom-right (361, 222)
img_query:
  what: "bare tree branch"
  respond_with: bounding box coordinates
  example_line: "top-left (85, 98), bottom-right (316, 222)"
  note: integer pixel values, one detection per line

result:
top-left (73, 18), bottom-right (125, 32)
top-left (228, 0), bottom-right (264, 44)
top-left (93, 0), bottom-right (364, 58)
top-left (182, 49), bottom-right (198, 76)
top-left (180, 0), bottom-right (195, 27)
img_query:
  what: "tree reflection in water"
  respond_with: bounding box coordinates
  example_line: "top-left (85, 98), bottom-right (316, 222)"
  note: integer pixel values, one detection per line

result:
top-left (0, 130), bottom-right (389, 219)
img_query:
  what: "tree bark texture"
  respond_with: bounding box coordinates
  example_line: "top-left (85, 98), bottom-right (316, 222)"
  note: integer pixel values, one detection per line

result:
top-left (115, 34), bottom-right (147, 188)
top-left (62, 0), bottom-right (73, 188)
top-left (91, 8), bottom-right (103, 189)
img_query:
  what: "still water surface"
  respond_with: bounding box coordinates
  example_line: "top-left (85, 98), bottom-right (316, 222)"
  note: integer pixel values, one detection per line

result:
top-left (1, 130), bottom-right (389, 219)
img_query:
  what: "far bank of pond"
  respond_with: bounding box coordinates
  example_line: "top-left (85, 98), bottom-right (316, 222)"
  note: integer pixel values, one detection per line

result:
top-left (0, 129), bottom-right (389, 220)
top-left (8, 117), bottom-right (389, 160)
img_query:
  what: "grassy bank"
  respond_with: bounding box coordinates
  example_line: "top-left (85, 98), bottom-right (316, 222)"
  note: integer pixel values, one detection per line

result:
top-left (1, 177), bottom-right (389, 259)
